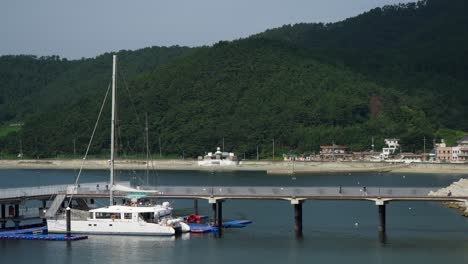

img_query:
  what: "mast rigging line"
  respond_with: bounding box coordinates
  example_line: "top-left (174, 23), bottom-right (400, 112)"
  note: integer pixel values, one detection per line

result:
top-left (68, 82), bottom-right (112, 204)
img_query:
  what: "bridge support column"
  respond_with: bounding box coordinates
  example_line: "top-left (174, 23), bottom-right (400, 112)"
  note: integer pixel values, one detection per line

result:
top-left (14, 204), bottom-right (19, 218)
top-left (194, 199), bottom-right (199, 215)
top-left (217, 200), bottom-right (223, 237)
top-left (209, 199), bottom-right (217, 226)
top-left (291, 199), bottom-right (303, 238)
top-left (66, 207), bottom-right (71, 237)
top-left (14, 204), bottom-right (20, 230)
top-left (42, 200), bottom-right (47, 225)
top-left (376, 200), bottom-right (387, 235)
top-left (1, 204), bottom-right (5, 230)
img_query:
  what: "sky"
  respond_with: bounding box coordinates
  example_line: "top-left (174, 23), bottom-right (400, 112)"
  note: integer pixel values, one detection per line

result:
top-left (1, 0), bottom-right (416, 59)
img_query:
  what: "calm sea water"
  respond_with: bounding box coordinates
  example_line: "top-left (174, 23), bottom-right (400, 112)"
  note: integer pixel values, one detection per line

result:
top-left (1, 169), bottom-right (468, 264)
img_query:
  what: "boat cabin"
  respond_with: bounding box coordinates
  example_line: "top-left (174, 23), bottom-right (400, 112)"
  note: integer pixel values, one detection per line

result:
top-left (87, 204), bottom-right (172, 223)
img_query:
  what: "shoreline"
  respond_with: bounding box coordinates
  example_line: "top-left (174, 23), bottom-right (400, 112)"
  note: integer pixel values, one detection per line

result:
top-left (0, 159), bottom-right (467, 175)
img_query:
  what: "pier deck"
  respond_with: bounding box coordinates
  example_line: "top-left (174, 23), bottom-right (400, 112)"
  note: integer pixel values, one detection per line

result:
top-left (0, 182), bottom-right (466, 238)
top-left (0, 183), bottom-right (465, 203)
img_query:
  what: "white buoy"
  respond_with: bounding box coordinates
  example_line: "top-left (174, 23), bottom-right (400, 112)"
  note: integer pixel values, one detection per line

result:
top-left (354, 222), bottom-right (359, 227)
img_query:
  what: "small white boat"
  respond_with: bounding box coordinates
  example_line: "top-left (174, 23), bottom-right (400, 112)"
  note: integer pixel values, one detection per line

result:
top-left (198, 147), bottom-right (238, 166)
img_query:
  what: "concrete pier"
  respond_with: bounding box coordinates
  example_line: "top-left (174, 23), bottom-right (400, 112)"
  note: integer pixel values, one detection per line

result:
top-left (42, 200), bottom-right (47, 225)
top-left (211, 202), bottom-right (217, 226)
top-left (66, 207), bottom-right (71, 237)
top-left (217, 200), bottom-right (223, 237)
top-left (291, 199), bottom-right (303, 237)
top-left (1, 183), bottom-right (466, 238)
top-left (1, 204), bottom-right (5, 229)
top-left (194, 199), bottom-right (198, 215)
top-left (14, 204), bottom-right (20, 230)
top-left (378, 203), bottom-right (386, 234)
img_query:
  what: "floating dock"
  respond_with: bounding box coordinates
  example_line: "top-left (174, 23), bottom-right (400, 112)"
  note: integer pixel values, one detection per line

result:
top-left (187, 218), bottom-right (252, 233)
top-left (188, 223), bottom-right (217, 233)
top-left (0, 227), bottom-right (88, 241)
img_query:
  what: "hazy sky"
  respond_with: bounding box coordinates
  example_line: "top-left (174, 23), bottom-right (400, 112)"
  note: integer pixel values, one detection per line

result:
top-left (1, 0), bottom-right (415, 59)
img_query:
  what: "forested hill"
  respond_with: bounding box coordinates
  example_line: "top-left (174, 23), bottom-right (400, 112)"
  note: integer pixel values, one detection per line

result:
top-left (1, 0), bottom-right (467, 158)
top-left (0, 46), bottom-right (193, 124)
top-left (257, 0), bottom-right (468, 131)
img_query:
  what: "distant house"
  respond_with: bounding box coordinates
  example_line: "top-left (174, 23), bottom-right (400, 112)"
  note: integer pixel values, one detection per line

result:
top-left (435, 136), bottom-right (468, 163)
top-left (456, 135), bottom-right (468, 162)
top-left (435, 140), bottom-right (452, 162)
top-left (380, 139), bottom-right (399, 159)
top-left (399, 153), bottom-right (423, 162)
top-left (320, 144), bottom-right (349, 160)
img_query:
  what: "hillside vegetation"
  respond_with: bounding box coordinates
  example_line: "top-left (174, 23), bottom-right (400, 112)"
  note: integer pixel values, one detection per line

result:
top-left (0, 0), bottom-right (466, 158)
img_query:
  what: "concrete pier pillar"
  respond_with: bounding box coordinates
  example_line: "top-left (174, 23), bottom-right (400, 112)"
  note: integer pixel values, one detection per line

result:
top-left (212, 203), bottom-right (217, 226)
top-left (66, 207), bottom-right (71, 237)
top-left (217, 200), bottom-right (223, 237)
top-left (1, 204), bottom-right (5, 230)
top-left (291, 199), bottom-right (304, 237)
top-left (378, 203), bottom-right (386, 234)
top-left (14, 204), bottom-right (19, 218)
top-left (42, 200), bottom-right (47, 225)
top-left (294, 203), bottom-right (303, 237)
top-left (194, 199), bottom-right (199, 215)
top-left (14, 204), bottom-right (20, 230)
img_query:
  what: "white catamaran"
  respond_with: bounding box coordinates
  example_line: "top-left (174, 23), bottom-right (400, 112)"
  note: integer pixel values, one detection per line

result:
top-left (47, 55), bottom-right (190, 235)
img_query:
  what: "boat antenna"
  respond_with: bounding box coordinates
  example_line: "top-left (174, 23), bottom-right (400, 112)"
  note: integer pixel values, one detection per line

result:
top-left (110, 54), bottom-right (117, 206)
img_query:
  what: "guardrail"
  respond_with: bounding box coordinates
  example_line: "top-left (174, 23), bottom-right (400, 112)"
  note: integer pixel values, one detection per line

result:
top-left (0, 182), bottom-right (111, 200)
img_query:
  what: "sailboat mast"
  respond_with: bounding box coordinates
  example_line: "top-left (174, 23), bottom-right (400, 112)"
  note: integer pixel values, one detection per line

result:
top-left (110, 54), bottom-right (117, 206)
top-left (145, 112), bottom-right (149, 185)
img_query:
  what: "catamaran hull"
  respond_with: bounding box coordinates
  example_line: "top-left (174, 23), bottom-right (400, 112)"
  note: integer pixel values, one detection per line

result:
top-left (47, 219), bottom-right (177, 236)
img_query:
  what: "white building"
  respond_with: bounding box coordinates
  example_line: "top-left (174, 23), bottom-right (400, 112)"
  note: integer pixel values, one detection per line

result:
top-left (380, 139), bottom-right (400, 159)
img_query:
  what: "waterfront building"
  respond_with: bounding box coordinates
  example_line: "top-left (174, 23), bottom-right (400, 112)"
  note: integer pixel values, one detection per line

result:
top-left (380, 139), bottom-right (399, 159)
top-left (319, 144), bottom-right (349, 160)
top-left (435, 136), bottom-right (468, 163)
top-left (435, 140), bottom-right (452, 162)
top-left (451, 146), bottom-right (460, 162)
top-left (456, 135), bottom-right (468, 162)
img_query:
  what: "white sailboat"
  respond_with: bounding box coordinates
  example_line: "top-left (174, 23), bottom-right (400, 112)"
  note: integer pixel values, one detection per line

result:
top-left (47, 55), bottom-right (190, 235)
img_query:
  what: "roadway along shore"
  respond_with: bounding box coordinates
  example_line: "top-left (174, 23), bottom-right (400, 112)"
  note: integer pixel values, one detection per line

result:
top-left (0, 159), bottom-right (467, 174)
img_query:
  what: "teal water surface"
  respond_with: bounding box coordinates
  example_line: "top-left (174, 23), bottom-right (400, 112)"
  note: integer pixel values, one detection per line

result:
top-left (1, 169), bottom-right (468, 263)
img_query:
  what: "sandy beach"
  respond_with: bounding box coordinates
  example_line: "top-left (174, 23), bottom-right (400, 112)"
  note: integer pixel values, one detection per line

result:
top-left (0, 159), bottom-right (467, 174)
